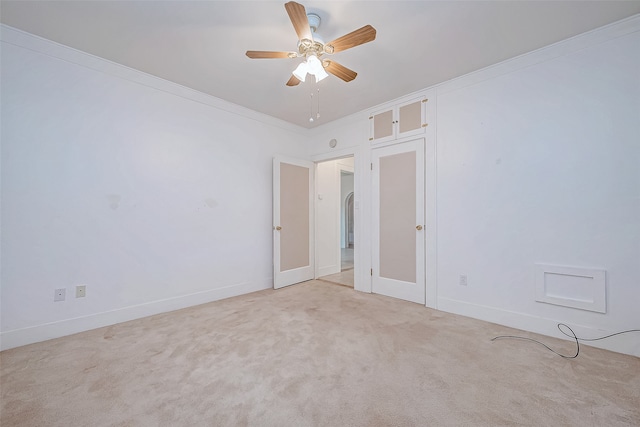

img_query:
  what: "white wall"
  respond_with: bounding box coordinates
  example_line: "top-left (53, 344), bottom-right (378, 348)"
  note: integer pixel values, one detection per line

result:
top-left (435, 27), bottom-right (640, 355)
top-left (308, 17), bottom-right (640, 356)
top-left (0, 26), bottom-right (308, 350)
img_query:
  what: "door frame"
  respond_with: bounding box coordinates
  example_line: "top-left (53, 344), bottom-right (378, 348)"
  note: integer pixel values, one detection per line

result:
top-left (309, 128), bottom-right (437, 309)
top-left (364, 134), bottom-right (437, 308)
top-left (311, 146), bottom-right (362, 292)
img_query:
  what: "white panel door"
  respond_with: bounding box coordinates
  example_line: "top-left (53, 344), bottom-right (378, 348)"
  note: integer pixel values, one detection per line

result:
top-left (372, 139), bottom-right (425, 304)
top-left (273, 157), bottom-right (315, 289)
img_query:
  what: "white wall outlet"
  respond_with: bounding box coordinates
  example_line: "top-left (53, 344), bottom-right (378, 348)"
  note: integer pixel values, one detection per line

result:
top-left (459, 275), bottom-right (468, 286)
top-left (76, 285), bottom-right (86, 298)
top-left (54, 288), bottom-right (66, 302)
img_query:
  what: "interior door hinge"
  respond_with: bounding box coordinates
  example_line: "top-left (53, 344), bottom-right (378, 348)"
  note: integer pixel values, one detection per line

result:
top-left (370, 268), bottom-right (373, 276)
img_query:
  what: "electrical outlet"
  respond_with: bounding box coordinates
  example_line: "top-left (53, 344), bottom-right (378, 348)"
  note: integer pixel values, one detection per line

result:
top-left (76, 285), bottom-right (86, 298)
top-left (54, 288), bottom-right (66, 302)
top-left (459, 275), bottom-right (468, 286)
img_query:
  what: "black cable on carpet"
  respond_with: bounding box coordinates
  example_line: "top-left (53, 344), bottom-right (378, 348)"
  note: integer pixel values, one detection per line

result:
top-left (491, 323), bottom-right (640, 359)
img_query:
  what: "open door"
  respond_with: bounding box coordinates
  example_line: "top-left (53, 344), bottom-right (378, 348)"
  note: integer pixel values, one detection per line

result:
top-left (273, 157), bottom-right (314, 289)
top-left (372, 139), bottom-right (425, 304)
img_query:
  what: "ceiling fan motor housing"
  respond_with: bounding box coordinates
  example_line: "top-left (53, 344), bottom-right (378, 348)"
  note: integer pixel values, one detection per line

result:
top-left (298, 13), bottom-right (328, 57)
top-left (307, 13), bottom-right (321, 32)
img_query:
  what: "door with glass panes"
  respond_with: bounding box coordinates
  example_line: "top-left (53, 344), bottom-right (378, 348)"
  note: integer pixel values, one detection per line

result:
top-left (272, 157), bottom-right (314, 289)
top-left (371, 139), bottom-right (425, 304)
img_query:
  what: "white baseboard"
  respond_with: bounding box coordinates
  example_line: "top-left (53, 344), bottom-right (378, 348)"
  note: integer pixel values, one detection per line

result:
top-left (437, 297), bottom-right (640, 358)
top-left (0, 279), bottom-right (272, 351)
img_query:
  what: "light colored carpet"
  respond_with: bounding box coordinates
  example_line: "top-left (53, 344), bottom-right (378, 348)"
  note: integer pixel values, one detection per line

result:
top-left (1, 281), bottom-right (639, 426)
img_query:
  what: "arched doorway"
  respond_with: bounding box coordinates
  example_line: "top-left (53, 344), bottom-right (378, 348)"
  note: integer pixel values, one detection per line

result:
top-left (345, 192), bottom-right (354, 249)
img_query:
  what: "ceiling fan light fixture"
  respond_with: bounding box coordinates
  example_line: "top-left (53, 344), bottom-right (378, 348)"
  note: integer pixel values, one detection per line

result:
top-left (307, 55), bottom-right (328, 82)
top-left (292, 61), bottom-right (309, 82)
top-left (292, 55), bottom-right (327, 83)
top-left (247, 1), bottom-right (377, 88)
top-left (313, 66), bottom-right (328, 82)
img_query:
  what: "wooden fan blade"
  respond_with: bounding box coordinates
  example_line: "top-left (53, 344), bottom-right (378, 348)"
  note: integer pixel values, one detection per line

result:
top-left (246, 51), bottom-right (295, 59)
top-left (325, 25), bottom-right (376, 53)
top-left (286, 75), bottom-right (301, 86)
top-left (323, 60), bottom-right (357, 82)
top-left (285, 1), bottom-right (312, 41)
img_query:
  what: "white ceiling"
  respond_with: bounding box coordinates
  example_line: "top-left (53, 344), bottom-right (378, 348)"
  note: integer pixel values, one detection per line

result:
top-left (2, 1), bottom-right (639, 128)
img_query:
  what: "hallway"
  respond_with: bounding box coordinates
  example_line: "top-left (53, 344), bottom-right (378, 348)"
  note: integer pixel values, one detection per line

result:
top-left (318, 248), bottom-right (354, 288)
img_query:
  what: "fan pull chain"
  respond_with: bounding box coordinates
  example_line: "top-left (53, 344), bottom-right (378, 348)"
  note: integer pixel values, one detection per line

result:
top-left (309, 92), bottom-right (314, 123)
top-left (316, 88), bottom-right (320, 119)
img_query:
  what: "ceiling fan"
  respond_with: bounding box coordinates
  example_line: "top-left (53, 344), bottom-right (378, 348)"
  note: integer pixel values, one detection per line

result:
top-left (246, 1), bottom-right (376, 86)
